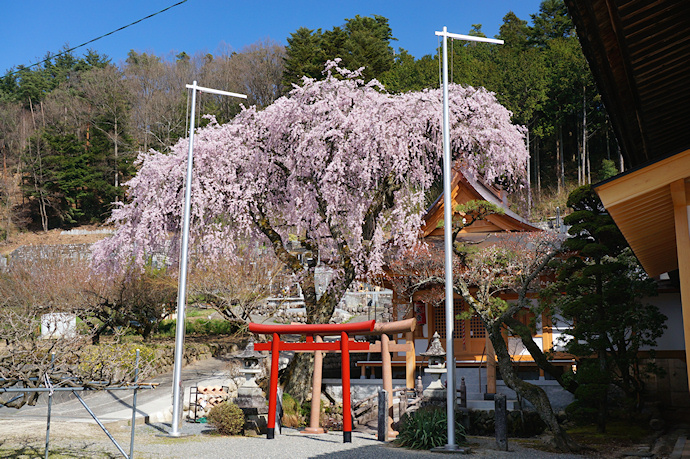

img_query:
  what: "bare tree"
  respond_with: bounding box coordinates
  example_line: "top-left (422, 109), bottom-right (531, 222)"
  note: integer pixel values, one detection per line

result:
top-left (187, 248), bottom-right (285, 322)
top-left (0, 100), bottom-right (24, 238)
top-left (233, 39), bottom-right (286, 108)
top-left (0, 259), bottom-right (156, 409)
top-left (84, 264), bottom-right (177, 343)
top-left (123, 51), bottom-right (190, 153)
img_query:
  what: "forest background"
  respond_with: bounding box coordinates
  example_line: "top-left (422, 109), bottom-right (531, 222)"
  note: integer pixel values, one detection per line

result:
top-left (0, 0), bottom-right (618, 236)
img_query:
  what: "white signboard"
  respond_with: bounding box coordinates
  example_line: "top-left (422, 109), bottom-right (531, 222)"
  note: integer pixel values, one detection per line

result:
top-left (41, 313), bottom-right (76, 339)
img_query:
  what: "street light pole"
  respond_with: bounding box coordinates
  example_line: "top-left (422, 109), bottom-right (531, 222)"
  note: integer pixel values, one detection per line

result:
top-left (169, 81), bottom-right (246, 437)
top-left (433, 27), bottom-right (503, 451)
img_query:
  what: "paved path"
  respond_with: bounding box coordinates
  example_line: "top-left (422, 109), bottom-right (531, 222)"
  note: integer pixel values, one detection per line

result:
top-left (0, 356), bottom-right (232, 425)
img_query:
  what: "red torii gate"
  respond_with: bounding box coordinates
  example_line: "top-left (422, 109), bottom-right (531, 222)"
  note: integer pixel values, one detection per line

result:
top-left (249, 320), bottom-right (375, 442)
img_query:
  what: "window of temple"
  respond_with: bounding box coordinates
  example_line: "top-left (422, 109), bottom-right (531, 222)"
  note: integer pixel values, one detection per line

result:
top-left (432, 299), bottom-right (466, 340)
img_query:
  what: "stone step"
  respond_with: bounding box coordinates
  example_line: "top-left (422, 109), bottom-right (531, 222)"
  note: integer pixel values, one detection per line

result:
top-left (463, 399), bottom-right (520, 411)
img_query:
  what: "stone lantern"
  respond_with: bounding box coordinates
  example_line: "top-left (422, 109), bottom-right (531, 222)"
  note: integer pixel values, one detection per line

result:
top-left (420, 332), bottom-right (447, 400)
top-left (234, 337), bottom-right (266, 387)
top-left (232, 337), bottom-right (268, 434)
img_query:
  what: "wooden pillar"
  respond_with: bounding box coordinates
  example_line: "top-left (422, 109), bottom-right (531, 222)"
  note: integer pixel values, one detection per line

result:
top-left (670, 179), bottom-right (690, 390)
top-left (405, 331), bottom-right (415, 389)
top-left (381, 333), bottom-right (397, 438)
top-left (486, 335), bottom-right (497, 394)
top-left (303, 335), bottom-right (325, 434)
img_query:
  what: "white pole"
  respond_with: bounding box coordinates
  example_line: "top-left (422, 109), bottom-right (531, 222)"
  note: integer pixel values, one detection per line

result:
top-left (170, 81), bottom-right (246, 437)
top-left (434, 27), bottom-right (503, 451)
top-left (440, 26), bottom-right (457, 450)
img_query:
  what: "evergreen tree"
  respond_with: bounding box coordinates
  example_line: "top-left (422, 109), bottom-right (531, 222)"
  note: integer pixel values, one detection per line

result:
top-left (283, 27), bottom-right (327, 89)
top-left (529, 0), bottom-right (575, 46)
top-left (378, 50), bottom-right (437, 93)
top-left (499, 11), bottom-right (530, 50)
top-left (544, 185), bottom-right (667, 432)
top-left (283, 15), bottom-right (395, 88)
top-left (341, 15), bottom-right (395, 80)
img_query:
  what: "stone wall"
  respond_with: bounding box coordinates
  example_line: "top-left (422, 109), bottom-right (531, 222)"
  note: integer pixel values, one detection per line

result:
top-left (7, 243), bottom-right (93, 266)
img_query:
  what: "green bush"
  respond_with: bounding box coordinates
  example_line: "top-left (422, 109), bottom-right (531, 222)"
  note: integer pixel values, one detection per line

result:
top-left (565, 360), bottom-right (611, 425)
top-left (396, 406), bottom-right (466, 450)
top-left (282, 393), bottom-right (302, 417)
top-left (156, 319), bottom-right (175, 336)
top-left (207, 402), bottom-right (245, 436)
top-left (156, 318), bottom-right (242, 337)
top-left (77, 343), bottom-right (157, 382)
top-left (281, 393), bottom-right (305, 427)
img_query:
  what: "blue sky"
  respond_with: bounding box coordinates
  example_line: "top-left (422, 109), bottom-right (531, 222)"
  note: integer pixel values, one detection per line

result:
top-left (2, 0), bottom-right (545, 75)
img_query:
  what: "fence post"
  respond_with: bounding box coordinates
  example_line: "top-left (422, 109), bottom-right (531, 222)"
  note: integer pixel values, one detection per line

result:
top-left (130, 349), bottom-right (140, 459)
top-left (377, 390), bottom-right (389, 441)
top-left (44, 352), bottom-right (55, 459)
top-left (399, 390), bottom-right (407, 419)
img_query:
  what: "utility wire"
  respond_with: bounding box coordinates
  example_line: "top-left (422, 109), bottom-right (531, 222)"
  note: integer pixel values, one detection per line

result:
top-left (7, 0), bottom-right (188, 76)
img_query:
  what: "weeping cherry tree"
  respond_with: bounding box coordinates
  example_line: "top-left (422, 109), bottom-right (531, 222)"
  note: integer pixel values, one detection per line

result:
top-left (92, 61), bottom-right (527, 398)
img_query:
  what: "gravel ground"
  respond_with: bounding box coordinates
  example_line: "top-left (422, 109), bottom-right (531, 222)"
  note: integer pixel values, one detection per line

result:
top-left (0, 419), bottom-right (589, 459)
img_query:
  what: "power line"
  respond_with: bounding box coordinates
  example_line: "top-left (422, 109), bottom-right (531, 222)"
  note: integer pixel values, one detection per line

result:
top-left (7, 0), bottom-right (188, 76)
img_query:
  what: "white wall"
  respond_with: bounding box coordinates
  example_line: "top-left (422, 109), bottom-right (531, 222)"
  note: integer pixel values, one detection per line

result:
top-left (641, 292), bottom-right (684, 351)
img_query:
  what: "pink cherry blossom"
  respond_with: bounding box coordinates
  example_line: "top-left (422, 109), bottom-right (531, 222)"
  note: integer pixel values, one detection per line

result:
top-left (92, 63), bottom-right (527, 320)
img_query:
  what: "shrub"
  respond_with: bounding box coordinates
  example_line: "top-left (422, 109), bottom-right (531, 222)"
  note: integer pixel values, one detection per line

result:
top-left (156, 318), bottom-right (243, 337)
top-left (466, 409), bottom-right (546, 437)
top-left (207, 402), bottom-right (245, 435)
top-left (77, 342), bottom-right (157, 382)
top-left (396, 406), bottom-right (466, 450)
top-left (281, 392), bottom-right (304, 427)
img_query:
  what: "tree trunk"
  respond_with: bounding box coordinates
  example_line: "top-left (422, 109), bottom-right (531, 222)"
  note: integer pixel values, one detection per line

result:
top-left (556, 129), bottom-right (562, 195)
top-left (559, 126), bottom-right (565, 192)
top-left (596, 269), bottom-right (608, 433)
top-left (280, 266), bottom-right (353, 403)
top-left (597, 349), bottom-right (608, 434)
top-left (504, 316), bottom-right (578, 394)
top-left (526, 129), bottom-right (531, 215)
top-left (114, 117), bottom-right (119, 188)
top-left (489, 324), bottom-right (582, 452)
top-left (281, 352), bottom-right (314, 402)
top-left (536, 139), bottom-right (541, 194)
top-left (581, 85), bottom-right (586, 185)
